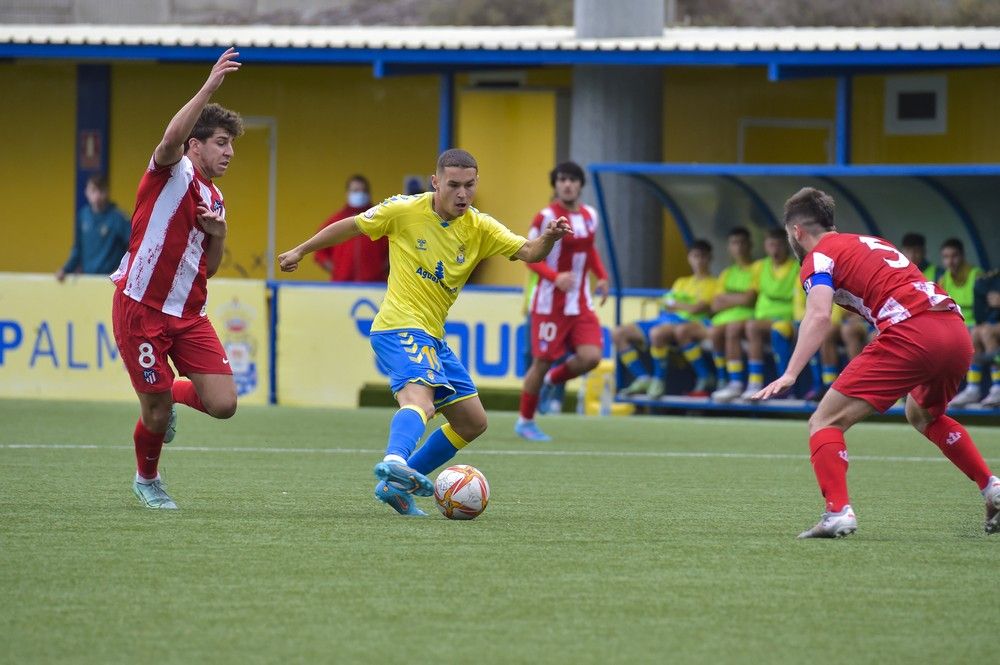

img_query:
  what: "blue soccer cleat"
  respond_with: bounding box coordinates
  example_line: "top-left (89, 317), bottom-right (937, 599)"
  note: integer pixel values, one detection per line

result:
top-left (537, 381), bottom-right (557, 415)
top-left (514, 419), bottom-right (552, 442)
top-left (374, 480), bottom-right (427, 517)
top-left (373, 461), bottom-right (434, 497)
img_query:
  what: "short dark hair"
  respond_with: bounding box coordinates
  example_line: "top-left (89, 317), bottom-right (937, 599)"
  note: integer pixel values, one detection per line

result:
top-left (689, 239), bottom-right (712, 254)
top-left (941, 237), bottom-right (965, 255)
top-left (901, 232), bottom-right (926, 249)
top-left (436, 148), bottom-right (478, 172)
top-left (728, 226), bottom-right (751, 240)
top-left (549, 161), bottom-right (586, 187)
top-left (346, 174), bottom-right (370, 192)
top-left (187, 103), bottom-right (244, 148)
top-left (766, 227), bottom-right (787, 241)
top-left (86, 173), bottom-right (108, 191)
top-left (783, 187), bottom-right (835, 234)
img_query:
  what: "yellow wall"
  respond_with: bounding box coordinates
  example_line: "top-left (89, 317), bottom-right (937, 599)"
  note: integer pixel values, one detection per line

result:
top-left (456, 88), bottom-right (557, 286)
top-left (0, 62), bottom-right (77, 274)
top-left (663, 67), bottom-right (837, 163)
top-left (852, 67), bottom-right (1000, 163)
top-left (109, 63), bottom-right (440, 282)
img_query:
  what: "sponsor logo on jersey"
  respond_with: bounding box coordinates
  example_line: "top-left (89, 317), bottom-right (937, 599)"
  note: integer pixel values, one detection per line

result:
top-left (415, 262), bottom-right (457, 294)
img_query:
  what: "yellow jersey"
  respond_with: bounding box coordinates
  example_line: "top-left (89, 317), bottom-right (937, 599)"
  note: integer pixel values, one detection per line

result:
top-left (667, 274), bottom-right (718, 321)
top-left (356, 192), bottom-right (527, 339)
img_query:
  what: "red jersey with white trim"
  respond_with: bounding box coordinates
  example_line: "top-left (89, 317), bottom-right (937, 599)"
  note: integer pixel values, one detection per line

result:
top-left (111, 155), bottom-right (224, 318)
top-left (527, 201), bottom-right (607, 316)
top-left (800, 232), bottom-right (959, 332)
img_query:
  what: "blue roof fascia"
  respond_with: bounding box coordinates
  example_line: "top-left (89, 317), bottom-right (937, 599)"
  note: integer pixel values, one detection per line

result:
top-left (3, 42), bottom-right (1000, 68)
top-left (768, 62), bottom-right (986, 81)
top-left (589, 163), bottom-right (1000, 177)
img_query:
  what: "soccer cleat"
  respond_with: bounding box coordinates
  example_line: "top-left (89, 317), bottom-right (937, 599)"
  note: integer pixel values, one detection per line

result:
top-left (983, 476), bottom-right (1000, 535)
top-left (514, 420), bottom-right (552, 442)
top-left (537, 380), bottom-right (559, 414)
top-left (163, 405), bottom-right (177, 444)
top-left (545, 382), bottom-right (566, 414)
top-left (374, 480), bottom-right (426, 517)
top-left (711, 380), bottom-right (744, 403)
top-left (373, 461), bottom-right (434, 497)
top-left (645, 377), bottom-right (666, 399)
top-left (132, 477), bottom-right (178, 510)
top-left (686, 377), bottom-right (713, 398)
top-left (979, 386), bottom-right (1000, 408)
top-left (949, 384), bottom-right (982, 408)
top-left (621, 376), bottom-right (652, 396)
top-left (740, 384), bottom-right (763, 401)
top-left (797, 505), bottom-right (857, 539)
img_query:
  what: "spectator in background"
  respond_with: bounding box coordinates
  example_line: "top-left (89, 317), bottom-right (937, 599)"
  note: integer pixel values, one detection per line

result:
top-left (313, 175), bottom-right (389, 282)
top-left (899, 232), bottom-right (939, 280)
top-left (709, 226), bottom-right (758, 403)
top-left (56, 173), bottom-right (130, 282)
top-left (973, 270), bottom-right (1000, 407)
top-left (940, 238), bottom-right (983, 407)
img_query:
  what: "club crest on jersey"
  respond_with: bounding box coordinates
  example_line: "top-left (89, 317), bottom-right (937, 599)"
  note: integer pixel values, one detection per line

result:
top-left (416, 238), bottom-right (428, 251)
top-left (212, 200), bottom-right (224, 214)
top-left (456, 244), bottom-right (466, 264)
top-left (143, 368), bottom-right (158, 385)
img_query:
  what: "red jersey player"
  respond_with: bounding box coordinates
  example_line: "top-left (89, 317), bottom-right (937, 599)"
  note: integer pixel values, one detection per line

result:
top-left (753, 187), bottom-right (1000, 538)
top-left (515, 161), bottom-right (609, 442)
top-left (110, 48), bottom-right (244, 509)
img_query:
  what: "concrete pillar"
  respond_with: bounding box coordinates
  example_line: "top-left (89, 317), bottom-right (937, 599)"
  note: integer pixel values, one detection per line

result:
top-left (572, 0), bottom-right (665, 287)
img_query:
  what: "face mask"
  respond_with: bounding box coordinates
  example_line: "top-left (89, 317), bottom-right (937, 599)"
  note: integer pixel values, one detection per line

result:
top-left (348, 191), bottom-right (370, 208)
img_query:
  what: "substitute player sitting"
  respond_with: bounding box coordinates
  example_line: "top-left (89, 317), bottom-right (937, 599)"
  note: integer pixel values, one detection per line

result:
top-left (516, 161), bottom-right (609, 442)
top-left (111, 48), bottom-right (243, 510)
top-left (709, 227), bottom-right (758, 402)
top-left (278, 149), bottom-right (571, 516)
top-left (753, 187), bottom-right (1000, 538)
top-left (643, 240), bottom-right (717, 399)
top-left (740, 227), bottom-right (798, 399)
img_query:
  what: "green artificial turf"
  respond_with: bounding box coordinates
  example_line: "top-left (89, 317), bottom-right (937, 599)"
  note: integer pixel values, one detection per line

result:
top-left (1, 399), bottom-right (997, 664)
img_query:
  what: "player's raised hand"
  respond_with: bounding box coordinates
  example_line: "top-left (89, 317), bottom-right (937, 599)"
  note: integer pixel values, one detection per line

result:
top-left (542, 216), bottom-right (573, 241)
top-left (196, 204), bottom-right (227, 237)
top-left (203, 47), bottom-right (241, 94)
top-left (750, 374), bottom-right (796, 401)
top-left (278, 248), bottom-right (303, 272)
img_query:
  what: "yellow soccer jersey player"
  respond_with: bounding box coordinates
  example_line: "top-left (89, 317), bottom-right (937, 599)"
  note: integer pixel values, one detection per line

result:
top-left (278, 148), bottom-right (571, 518)
top-left (356, 192), bottom-right (525, 339)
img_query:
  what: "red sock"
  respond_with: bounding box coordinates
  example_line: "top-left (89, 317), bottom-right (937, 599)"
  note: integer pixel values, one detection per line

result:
top-left (519, 391), bottom-right (539, 420)
top-left (134, 418), bottom-right (166, 480)
top-left (547, 362), bottom-right (577, 385)
top-left (924, 416), bottom-right (992, 490)
top-left (171, 379), bottom-right (206, 413)
top-left (809, 427), bottom-right (851, 512)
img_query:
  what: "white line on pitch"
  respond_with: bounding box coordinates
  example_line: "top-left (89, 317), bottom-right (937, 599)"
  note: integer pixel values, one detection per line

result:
top-left (0, 442), bottom-right (970, 464)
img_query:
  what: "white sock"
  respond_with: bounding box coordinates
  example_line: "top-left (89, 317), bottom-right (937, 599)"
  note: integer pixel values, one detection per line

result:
top-left (135, 472), bottom-right (160, 485)
top-left (383, 454), bottom-right (406, 465)
top-left (517, 416), bottom-right (532, 426)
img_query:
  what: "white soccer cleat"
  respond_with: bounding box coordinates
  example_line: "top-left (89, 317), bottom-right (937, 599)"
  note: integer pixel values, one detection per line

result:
top-left (949, 384), bottom-right (982, 408)
top-left (983, 476), bottom-right (1000, 535)
top-left (711, 380), bottom-right (744, 403)
top-left (163, 405), bottom-right (177, 444)
top-left (797, 505), bottom-right (857, 539)
top-left (740, 384), bottom-right (763, 401)
top-left (979, 386), bottom-right (1000, 408)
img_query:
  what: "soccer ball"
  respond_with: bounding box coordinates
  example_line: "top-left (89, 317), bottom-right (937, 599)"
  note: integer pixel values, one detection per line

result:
top-left (434, 465), bottom-right (490, 520)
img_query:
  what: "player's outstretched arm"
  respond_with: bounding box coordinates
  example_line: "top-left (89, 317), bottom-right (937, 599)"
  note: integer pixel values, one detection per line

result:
top-left (751, 285), bottom-right (834, 400)
top-left (515, 216), bottom-right (572, 263)
top-left (153, 48), bottom-right (242, 168)
top-left (278, 216), bottom-right (362, 272)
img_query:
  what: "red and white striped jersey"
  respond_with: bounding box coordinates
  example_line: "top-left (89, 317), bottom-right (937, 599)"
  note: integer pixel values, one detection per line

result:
top-left (527, 201), bottom-right (608, 316)
top-left (111, 155), bottom-right (224, 318)
top-left (800, 232), bottom-right (959, 332)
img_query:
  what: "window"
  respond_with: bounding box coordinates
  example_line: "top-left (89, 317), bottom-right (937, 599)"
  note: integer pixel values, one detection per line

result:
top-left (884, 75), bottom-right (947, 135)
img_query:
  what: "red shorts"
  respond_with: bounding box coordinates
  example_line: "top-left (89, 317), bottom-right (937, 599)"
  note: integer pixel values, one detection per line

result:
top-left (112, 289), bottom-right (231, 394)
top-left (530, 309), bottom-right (603, 361)
top-left (832, 310), bottom-right (971, 416)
